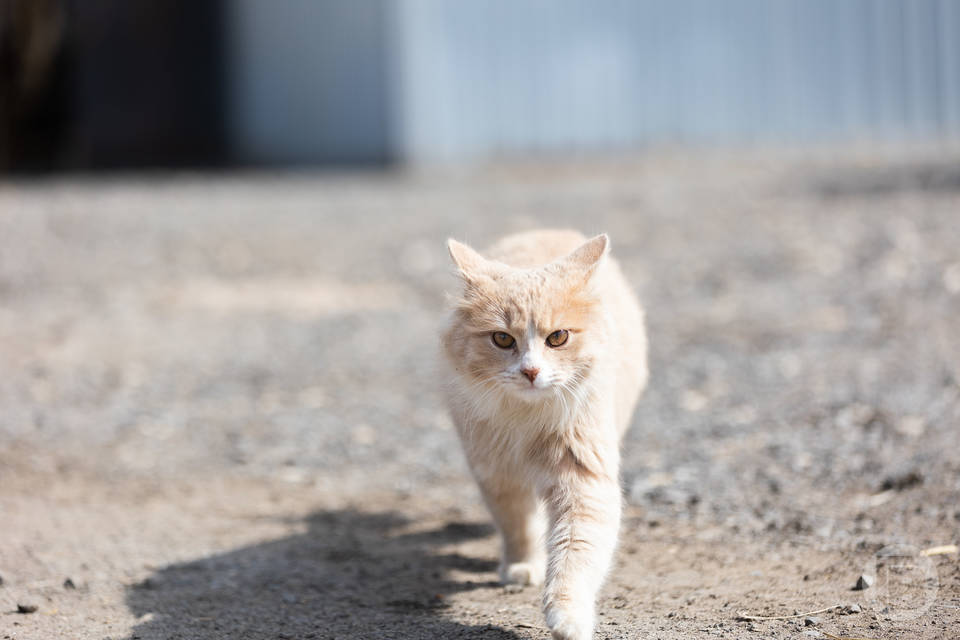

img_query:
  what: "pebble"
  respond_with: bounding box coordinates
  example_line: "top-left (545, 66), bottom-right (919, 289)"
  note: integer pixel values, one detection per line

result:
top-left (854, 574), bottom-right (874, 590)
top-left (16, 603), bottom-right (38, 614)
top-left (804, 616), bottom-right (821, 626)
top-left (845, 603), bottom-right (862, 614)
top-left (880, 470), bottom-right (923, 492)
top-left (64, 578), bottom-right (76, 590)
top-left (139, 577), bottom-right (161, 590)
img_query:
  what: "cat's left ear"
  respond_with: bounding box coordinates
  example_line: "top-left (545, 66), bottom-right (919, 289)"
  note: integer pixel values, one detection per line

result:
top-left (557, 233), bottom-right (609, 279)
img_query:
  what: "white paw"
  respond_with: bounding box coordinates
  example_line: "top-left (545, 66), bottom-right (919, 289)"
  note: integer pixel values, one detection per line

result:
top-left (499, 561), bottom-right (544, 586)
top-left (545, 605), bottom-right (594, 640)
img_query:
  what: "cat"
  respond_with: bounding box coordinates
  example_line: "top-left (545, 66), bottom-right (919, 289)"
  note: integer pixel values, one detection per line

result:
top-left (442, 229), bottom-right (648, 640)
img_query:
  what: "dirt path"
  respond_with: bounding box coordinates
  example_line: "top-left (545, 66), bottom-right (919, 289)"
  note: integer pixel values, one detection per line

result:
top-left (2, 150), bottom-right (959, 639)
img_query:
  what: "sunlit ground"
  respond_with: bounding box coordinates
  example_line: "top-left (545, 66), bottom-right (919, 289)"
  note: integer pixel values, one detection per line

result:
top-left (2, 147), bottom-right (958, 639)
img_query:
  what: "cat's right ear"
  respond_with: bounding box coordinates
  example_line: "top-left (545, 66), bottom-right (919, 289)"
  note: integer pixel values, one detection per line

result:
top-left (448, 239), bottom-right (491, 282)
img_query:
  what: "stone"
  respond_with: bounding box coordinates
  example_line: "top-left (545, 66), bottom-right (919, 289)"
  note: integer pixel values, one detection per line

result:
top-left (854, 574), bottom-right (874, 590)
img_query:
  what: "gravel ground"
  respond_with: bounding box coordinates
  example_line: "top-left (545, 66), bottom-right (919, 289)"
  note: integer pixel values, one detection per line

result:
top-left (1, 148), bottom-right (959, 639)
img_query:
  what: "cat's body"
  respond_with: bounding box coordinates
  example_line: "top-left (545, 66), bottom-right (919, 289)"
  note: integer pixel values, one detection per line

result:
top-left (442, 229), bottom-right (647, 640)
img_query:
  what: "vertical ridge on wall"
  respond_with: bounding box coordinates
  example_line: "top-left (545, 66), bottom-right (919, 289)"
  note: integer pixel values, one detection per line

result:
top-left (391, 0), bottom-right (960, 162)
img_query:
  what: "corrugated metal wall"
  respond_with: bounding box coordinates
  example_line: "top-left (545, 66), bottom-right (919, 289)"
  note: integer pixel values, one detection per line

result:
top-left (224, 1), bottom-right (960, 164)
top-left (392, 0), bottom-right (960, 161)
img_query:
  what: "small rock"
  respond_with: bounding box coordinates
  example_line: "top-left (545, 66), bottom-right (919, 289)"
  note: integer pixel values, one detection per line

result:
top-left (0, 573), bottom-right (4, 586)
top-left (16, 603), bottom-right (38, 614)
top-left (895, 416), bottom-right (926, 437)
top-left (63, 578), bottom-right (76, 590)
top-left (648, 485), bottom-right (692, 506)
top-left (680, 389), bottom-right (708, 412)
top-left (943, 262), bottom-right (960, 293)
top-left (804, 616), bottom-right (821, 626)
top-left (845, 603), bottom-right (862, 614)
top-left (138, 577), bottom-right (161, 590)
top-left (854, 574), bottom-right (874, 590)
top-left (880, 470), bottom-right (923, 492)
top-left (836, 403), bottom-right (878, 429)
top-left (747, 622), bottom-right (759, 632)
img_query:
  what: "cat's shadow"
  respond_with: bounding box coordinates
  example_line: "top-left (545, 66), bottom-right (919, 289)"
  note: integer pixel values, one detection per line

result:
top-left (123, 509), bottom-right (524, 639)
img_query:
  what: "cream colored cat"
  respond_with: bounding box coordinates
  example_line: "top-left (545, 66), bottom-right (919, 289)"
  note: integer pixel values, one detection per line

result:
top-left (442, 229), bottom-right (648, 640)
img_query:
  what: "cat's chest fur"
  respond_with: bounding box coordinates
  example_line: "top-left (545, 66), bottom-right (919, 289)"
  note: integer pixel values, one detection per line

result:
top-left (441, 229), bottom-right (646, 484)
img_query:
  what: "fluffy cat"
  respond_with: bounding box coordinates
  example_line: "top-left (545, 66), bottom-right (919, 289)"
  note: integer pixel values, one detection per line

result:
top-left (442, 229), bottom-right (648, 640)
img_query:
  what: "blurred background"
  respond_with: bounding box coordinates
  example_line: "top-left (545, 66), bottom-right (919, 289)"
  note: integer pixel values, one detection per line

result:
top-left (2, 0), bottom-right (960, 171)
top-left (2, 3), bottom-right (960, 639)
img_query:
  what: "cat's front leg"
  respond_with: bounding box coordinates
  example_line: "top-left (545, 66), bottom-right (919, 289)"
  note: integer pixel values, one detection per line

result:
top-left (541, 471), bottom-right (621, 640)
top-left (476, 475), bottom-right (547, 586)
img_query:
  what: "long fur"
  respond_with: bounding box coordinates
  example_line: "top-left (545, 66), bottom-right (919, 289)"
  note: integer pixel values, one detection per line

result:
top-left (441, 229), bottom-right (648, 640)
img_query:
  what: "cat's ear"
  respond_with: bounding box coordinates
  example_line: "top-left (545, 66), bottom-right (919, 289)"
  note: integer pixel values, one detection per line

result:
top-left (557, 234), bottom-right (609, 278)
top-left (448, 238), bottom-right (500, 283)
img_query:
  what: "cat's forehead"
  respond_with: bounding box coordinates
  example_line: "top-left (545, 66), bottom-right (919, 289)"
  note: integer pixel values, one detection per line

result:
top-left (499, 296), bottom-right (540, 329)
top-left (483, 272), bottom-right (595, 332)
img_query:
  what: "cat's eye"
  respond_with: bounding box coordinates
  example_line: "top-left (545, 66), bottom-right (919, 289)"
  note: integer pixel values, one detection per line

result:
top-left (546, 329), bottom-right (569, 347)
top-left (492, 332), bottom-right (516, 349)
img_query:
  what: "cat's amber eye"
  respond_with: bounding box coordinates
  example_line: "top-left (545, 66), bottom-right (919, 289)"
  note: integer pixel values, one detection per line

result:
top-left (546, 329), bottom-right (569, 347)
top-left (492, 332), bottom-right (516, 349)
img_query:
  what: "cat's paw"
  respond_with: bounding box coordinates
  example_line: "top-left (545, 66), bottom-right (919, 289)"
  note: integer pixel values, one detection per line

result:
top-left (544, 605), bottom-right (594, 640)
top-left (499, 561), bottom-right (544, 587)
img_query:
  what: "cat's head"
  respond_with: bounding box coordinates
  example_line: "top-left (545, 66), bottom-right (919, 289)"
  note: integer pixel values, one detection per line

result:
top-left (443, 234), bottom-right (608, 403)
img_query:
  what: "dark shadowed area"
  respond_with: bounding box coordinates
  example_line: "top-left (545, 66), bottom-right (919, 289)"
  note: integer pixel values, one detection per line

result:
top-left (125, 510), bottom-right (510, 640)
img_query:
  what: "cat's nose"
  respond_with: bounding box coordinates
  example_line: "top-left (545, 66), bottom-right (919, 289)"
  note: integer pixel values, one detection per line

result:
top-left (521, 367), bottom-right (540, 383)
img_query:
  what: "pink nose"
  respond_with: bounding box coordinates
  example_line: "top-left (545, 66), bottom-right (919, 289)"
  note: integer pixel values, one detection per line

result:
top-left (521, 367), bottom-right (540, 383)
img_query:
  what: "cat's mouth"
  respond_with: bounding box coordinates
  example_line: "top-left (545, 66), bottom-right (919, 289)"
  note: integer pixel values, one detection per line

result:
top-left (513, 379), bottom-right (554, 398)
